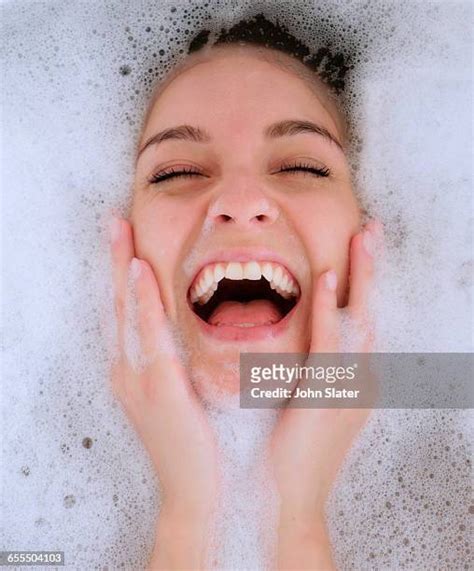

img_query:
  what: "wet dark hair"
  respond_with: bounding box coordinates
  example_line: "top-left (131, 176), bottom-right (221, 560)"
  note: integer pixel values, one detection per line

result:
top-left (188, 13), bottom-right (350, 94)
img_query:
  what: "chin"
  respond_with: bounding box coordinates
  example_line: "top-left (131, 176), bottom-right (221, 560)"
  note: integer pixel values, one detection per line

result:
top-left (183, 314), bottom-right (309, 402)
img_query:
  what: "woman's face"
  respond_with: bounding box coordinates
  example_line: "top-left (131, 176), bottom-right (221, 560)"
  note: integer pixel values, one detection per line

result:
top-left (131, 47), bottom-right (360, 395)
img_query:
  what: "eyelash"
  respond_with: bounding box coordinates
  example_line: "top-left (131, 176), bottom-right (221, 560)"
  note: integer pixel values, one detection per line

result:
top-left (148, 162), bottom-right (330, 185)
top-left (149, 166), bottom-right (199, 184)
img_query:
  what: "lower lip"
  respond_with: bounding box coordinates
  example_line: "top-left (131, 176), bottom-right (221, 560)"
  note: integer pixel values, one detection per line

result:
top-left (192, 301), bottom-right (300, 342)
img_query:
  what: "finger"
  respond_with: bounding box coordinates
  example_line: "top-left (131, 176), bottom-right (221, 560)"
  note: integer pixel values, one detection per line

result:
top-left (309, 269), bottom-right (340, 354)
top-left (129, 257), bottom-right (170, 361)
top-left (347, 220), bottom-right (383, 352)
top-left (346, 221), bottom-right (381, 319)
top-left (129, 258), bottom-right (197, 407)
top-left (110, 216), bottom-right (135, 350)
top-left (366, 219), bottom-right (384, 249)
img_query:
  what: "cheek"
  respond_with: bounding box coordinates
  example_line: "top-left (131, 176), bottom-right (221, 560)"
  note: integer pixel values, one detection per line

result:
top-left (286, 191), bottom-right (360, 267)
top-left (131, 196), bottom-right (185, 272)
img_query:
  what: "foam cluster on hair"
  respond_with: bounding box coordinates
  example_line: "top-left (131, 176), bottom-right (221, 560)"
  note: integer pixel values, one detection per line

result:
top-left (189, 13), bottom-right (351, 94)
top-left (2, 1), bottom-right (472, 569)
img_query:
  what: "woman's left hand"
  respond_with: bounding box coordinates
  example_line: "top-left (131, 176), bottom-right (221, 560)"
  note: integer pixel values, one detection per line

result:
top-left (270, 220), bottom-right (382, 570)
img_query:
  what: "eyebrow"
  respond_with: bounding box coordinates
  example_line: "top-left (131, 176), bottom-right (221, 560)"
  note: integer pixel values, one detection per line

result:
top-left (136, 118), bottom-right (343, 161)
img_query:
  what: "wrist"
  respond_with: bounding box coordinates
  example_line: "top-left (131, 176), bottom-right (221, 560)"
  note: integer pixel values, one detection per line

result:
top-left (149, 501), bottom-right (214, 570)
top-left (278, 505), bottom-right (327, 539)
top-left (159, 495), bottom-right (216, 524)
top-left (277, 506), bottom-right (335, 571)
top-left (278, 496), bottom-right (326, 525)
top-left (156, 498), bottom-right (215, 549)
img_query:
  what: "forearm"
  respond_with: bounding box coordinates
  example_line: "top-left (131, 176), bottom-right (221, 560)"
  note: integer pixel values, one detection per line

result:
top-left (148, 503), bottom-right (212, 570)
top-left (277, 507), bottom-right (336, 570)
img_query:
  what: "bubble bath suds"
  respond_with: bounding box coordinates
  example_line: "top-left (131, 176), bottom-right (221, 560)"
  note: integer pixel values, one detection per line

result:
top-left (2, 1), bottom-right (472, 569)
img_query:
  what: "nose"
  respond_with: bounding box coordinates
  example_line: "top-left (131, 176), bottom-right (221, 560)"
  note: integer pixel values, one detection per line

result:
top-left (206, 177), bottom-right (279, 228)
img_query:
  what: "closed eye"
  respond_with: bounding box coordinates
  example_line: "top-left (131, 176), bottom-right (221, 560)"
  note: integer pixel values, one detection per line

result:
top-left (148, 166), bottom-right (202, 184)
top-left (278, 161), bottom-right (330, 178)
top-left (148, 161), bottom-right (330, 185)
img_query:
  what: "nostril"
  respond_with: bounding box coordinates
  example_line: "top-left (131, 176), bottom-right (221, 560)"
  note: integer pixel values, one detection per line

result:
top-left (256, 214), bottom-right (266, 222)
top-left (218, 214), bottom-right (233, 223)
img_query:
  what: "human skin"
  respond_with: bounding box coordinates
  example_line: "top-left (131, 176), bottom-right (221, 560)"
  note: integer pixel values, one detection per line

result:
top-left (130, 44), bottom-right (360, 396)
top-left (109, 45), bottom-right (382, 569)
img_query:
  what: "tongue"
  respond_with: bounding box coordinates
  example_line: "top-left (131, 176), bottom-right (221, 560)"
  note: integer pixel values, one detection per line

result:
top-left (208, 299), bottom-right (283, 327)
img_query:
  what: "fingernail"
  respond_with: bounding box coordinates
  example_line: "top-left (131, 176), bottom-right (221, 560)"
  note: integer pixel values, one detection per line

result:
top-left (363, 230), bottom-right (374, 257)
top-left (110, 217), bottom-right (122, 243)
top-left (324, 270), bottom-right (338, 291)
top-left (130, 258), bottom-right (142, 279)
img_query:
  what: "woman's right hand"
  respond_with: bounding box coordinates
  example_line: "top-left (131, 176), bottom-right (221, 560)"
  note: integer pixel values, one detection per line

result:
top-left (109, 216), bottom-right (218, 569)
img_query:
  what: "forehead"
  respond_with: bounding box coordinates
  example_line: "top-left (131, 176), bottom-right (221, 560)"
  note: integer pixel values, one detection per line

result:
top-left (141, 47), bottom-right (345, 143)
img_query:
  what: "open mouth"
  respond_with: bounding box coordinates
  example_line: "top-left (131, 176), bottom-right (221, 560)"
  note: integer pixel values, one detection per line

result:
top-left (188, 261), bottom-right (300, 328)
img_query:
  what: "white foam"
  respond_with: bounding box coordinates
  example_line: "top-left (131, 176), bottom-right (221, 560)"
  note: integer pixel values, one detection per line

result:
top-left (2, 1), bottom-right (472, 569)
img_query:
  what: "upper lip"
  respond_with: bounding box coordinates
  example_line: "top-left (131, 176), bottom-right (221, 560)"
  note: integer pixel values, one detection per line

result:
top-left (187, 247), bottom-right (302, 292)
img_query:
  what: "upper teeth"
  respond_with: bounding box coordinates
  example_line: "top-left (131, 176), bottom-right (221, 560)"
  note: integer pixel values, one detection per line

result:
top-left (189, 261), bottom-right (300, 305)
